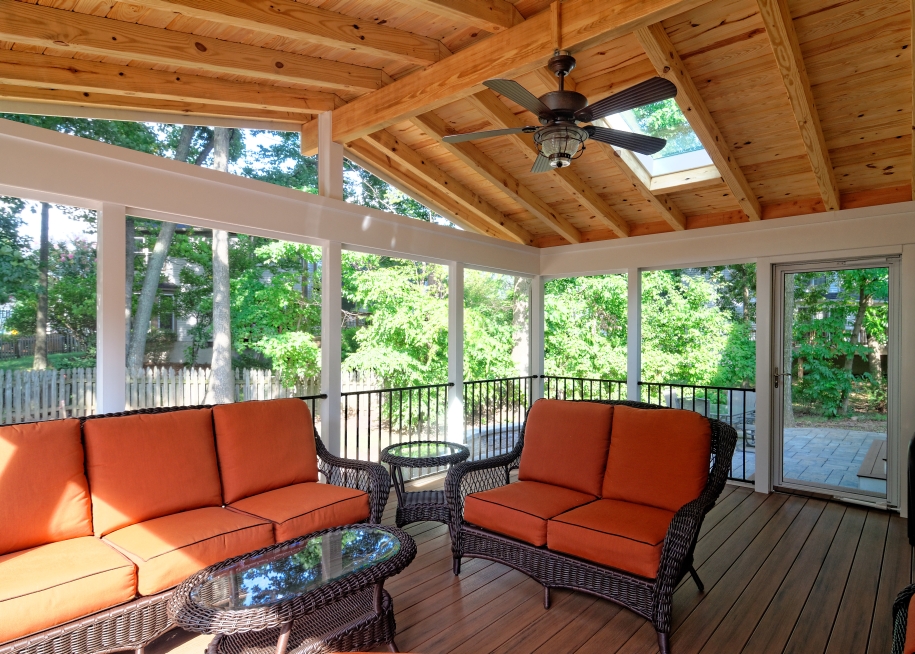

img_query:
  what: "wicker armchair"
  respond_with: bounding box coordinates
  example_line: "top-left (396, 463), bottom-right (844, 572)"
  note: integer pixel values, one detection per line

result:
top-left (0, 401), bottom-right (390, 654)
top-left (444, 399), bottom-right (737, 654)
top-left (893, 583), bottom-right (915, 654)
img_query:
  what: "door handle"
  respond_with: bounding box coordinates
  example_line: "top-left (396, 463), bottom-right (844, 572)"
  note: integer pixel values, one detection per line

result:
top-left (773, 367), bottom-right (792, 388)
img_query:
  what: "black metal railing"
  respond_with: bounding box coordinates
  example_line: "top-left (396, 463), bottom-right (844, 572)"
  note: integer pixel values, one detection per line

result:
top-left (297, 393), bottom-right (326, 432)
top-left (463, 375), bottom-right (536, 461)
top-left (639, 381), bottom-right (756, 483)
top-left (542, 375), bottom-right (627, 402)
top-left (340, 382), bottom-right (453, 478)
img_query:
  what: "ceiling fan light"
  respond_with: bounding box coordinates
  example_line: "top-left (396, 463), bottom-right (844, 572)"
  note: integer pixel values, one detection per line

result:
top-left (534, 124), bottom-right (587, 169)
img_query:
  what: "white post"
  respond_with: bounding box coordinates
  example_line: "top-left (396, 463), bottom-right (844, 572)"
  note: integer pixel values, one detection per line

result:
top-left (321, 241), bottom-right (342, 455)
top-left (627, 268), bottom-right (641, 402)
top-left (754, 258), bottom-right (773, 494)
top-left (530, 275), bottom-right (545, 401)
top-left (896, 246), bottom-right (915, 517)
top-left (96, 203), bottom-right (126, 414)
top-left (317, 112), bottom-right (344, 201)
top-left (448, 261), bottom-right (464, 443)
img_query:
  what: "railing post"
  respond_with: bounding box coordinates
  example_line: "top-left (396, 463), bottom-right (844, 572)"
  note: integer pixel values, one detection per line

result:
top-left (448, 261), bottom-right (464, 443)
top-left (530, 275), bottom-right (544, 402)
top-left (96, 203), bottom-right (126, 414)
top-left (321, 241), bottom-right (342, 456)
top-left (627, 268), bottom-right (641, 402)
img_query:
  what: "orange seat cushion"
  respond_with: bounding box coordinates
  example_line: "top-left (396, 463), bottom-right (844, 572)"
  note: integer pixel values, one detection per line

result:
top-left (83, 408), bottom-right (222, 536)
top-left (906, 594), bottom-right (915, 654)
top-left (463, 481), bottom-right (596, 546)
top-left (548, 499), bottom-right (675, 579)
top-left (0, 536), bottom-right (136, 644)
top-left (603, 405), bottom-right (711, 513)
top-left (213, 399), bottom-right (319, 504)
top-left (230, 482), bottom-right (370, 543)
top-left (518, 399), bottom-right (614, 497)
top-left (104, 507), bottom-right (273, 596)
top-left (0, 419), bottom-right (92, 555)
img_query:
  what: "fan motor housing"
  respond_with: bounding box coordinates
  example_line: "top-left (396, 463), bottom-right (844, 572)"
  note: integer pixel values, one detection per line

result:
top-left (539, 91), bottom-right (589, 123)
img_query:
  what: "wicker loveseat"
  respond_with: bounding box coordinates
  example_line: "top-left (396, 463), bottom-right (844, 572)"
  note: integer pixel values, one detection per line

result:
top-left (893, 583), bottom-right (915, 653)
top-left (445, 398), bottom-right (737, 654)
top-left (0, 398), bottom-right (389, 654)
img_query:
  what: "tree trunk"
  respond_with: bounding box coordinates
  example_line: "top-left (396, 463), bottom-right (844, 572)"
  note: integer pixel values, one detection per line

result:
top-left (33, 202), bottom-right (50, 370)
top-left (783, 273), bottom-right (795, 428)
top-left (866, 329), bottom-right (882, 380)
top-left (841, 285), bottom-right (869, 414)
top-left (126, 126), bottom-right (208, 370)
top-left (125, 216), bottom-right (135, 357)
top-left (511, 276), bottom-right (531, 376)
top-left (205, 127), bottom-right (235, 404)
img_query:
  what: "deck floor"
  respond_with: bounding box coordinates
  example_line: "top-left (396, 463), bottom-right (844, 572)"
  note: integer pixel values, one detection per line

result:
top-left (151, 478), bottom-right (912, 654)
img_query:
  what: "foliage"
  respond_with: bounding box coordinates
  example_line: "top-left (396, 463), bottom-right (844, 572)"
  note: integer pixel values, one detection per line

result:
top-left (630, 98), bottom-right (703, 159)
top-left (144, 328), bottom-right (177, 365)
top-left (463, 270), bottom-right (527, 381)
top-left (0, 196), bottom-right (34, 305)
top-left (256, 331), bottom-right (321, 387)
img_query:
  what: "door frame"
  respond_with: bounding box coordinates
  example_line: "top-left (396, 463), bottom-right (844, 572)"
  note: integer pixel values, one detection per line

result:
top-left (771, 255), bottom-right (901, 508)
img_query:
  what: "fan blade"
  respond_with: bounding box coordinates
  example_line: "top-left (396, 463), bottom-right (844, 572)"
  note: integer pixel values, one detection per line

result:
top-left (442, 127), bottom-right (536, 144)
top-left (484, 79), bottom-right (552, 117)
top-left (586, 126), bottom-right (667, 155)
top-left (530, 154), bottom-right (552, 174)
top-left (576, 77), bottom-right (677, 122)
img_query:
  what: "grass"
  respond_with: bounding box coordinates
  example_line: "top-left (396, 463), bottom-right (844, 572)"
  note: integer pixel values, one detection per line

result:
top-left (0, 352), bottom-right (94, 371)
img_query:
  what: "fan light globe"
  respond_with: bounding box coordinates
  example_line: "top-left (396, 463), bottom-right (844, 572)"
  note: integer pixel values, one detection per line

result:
top-left (534, 124), bottom-right (588, 169)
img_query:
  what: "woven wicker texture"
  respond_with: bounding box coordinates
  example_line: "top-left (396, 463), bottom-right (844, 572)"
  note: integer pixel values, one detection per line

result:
top-left (892, 583), bottom-right (915, 654)
top-left (380, 440), bottom-right (470, 469)
top-left (445, 399), bottom-right (737, 653)
top-left (382, 440), bottom-right (469, 528)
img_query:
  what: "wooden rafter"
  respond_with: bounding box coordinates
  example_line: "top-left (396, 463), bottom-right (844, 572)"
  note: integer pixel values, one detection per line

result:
top-left (360, 129), bottom-right (535, 244)
top-left (909, 0), bottom-right (914, 202)
top-left (595, 143), bottom-right (685, 230)
top-left (468, 89), bottom-right (631, 237)
top-left (0, 50), bottom-right (335, 114)
top-left (635, 23), bottom-right (763, 221)
top-left (757, 0), bottom-right (839, 211)
top-left (394, 0), bottom-right (523, 33)
top-left (410, 111), bottom-right (581, 243)
top-left (301, 0), bottom-right (705, 150)
top-left (650, 164), bottom-right (723, 193)
top-left (345, 139), bottom-right (512, 241)
top-left (0, 0), bottom-right (385, 93)
top-left (124, 0), bottom-right (450, 67)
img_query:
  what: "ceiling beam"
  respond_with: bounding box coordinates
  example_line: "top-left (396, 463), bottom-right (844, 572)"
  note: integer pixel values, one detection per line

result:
top-left (361, 129), bottom-right (535, 244)
top-left (912, 0), bottom-right (915, 201)
top-left (0, 50), bottom-right (335, 114)
top-left (393, 0), bottom-right (523, 33)
top-left (468, 89), bottom-right (630, 237)
top-left (124, 0), bottom-right (449, 67)
top-left (595, 142), bottom-right (685, 230)
top-left (756, 0), bottom-right (839, 211)
top-left (0, 83), bottom-right (313, 124)
top-left (301, 0), bottom-right (706, 150)
top-left (635, 23), bottom-right (763, 221)
top-left (650, 164), bottom-right (723, 193)
top-left (345, 138), bottom-right (512, 241)
top-left (410, 111), bottom-right (580, 243)
top-left (0, 0), bottom-right (385, 93)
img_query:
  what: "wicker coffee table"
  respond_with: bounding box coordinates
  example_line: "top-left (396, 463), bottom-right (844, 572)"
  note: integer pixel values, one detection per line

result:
top-left (167, 525), bottom-right (416, 654)
top-left (381, 441), bottom-right (470, 527)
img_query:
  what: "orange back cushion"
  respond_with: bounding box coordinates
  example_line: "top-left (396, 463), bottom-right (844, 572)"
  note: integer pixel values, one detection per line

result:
top-left (0, 419), bottom-right (92, 554)
top-left (518, 399), bottom-right (613, 496)
top-left (213, 399), bottom-right (319, 504)
top-left (83, 408), bottom-right (222, 536)
top-left (602, 405), bottom-right (711, 512)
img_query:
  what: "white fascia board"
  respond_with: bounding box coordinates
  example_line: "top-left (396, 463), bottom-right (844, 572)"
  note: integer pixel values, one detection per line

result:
top-left (0, 118), bottom-right (539, 275)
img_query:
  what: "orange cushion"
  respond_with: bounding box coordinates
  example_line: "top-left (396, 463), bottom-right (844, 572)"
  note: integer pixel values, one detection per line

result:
top-left (518, 399), bottom-right (614, 496)
top-left (548, 499), bottom-right (675, 579)
top-left (83, 408), bottom-right (222, 536)
top-left (104, 507), bottom-right (273, 596)
top-left (0, 537), bottom-right (136, 644)
top-left (602, 405), bottom-right (711, 513)
top-left (213, 399), bottom-right (319, 504)
top-left (463, 480), bottom-right (596, 546)
top-left (0, 419), bottom-right (92, 555)
top-left (906, 593), bottom-right (915, 654)
top-left (230, 482), bottom-right (370, 543)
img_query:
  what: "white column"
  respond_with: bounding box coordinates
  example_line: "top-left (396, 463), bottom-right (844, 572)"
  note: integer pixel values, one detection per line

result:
top-left (754, 258), bottom-right (773, 494)
top-left (530, 275), bottom-right (545, 401)
top-left (448, 261), bottom-right (464, 443)
top-left (96, 203), bottom-right (126, 414)
top-left (317, 112), bottom-right (344, 201)
top-left (896, 246), bottom-right (915, 517)
top-left (321, 241), bottom-right (342, 456)
top-left (626, 268), bottom-right (641, 402)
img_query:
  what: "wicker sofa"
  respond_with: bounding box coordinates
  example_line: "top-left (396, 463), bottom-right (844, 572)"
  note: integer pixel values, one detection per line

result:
top-left (893, 583), bottom-right (915, 653)
top-left (0, 398), bottom-right (389, 654)
top-left (445, 398), bottom-right (737, 654)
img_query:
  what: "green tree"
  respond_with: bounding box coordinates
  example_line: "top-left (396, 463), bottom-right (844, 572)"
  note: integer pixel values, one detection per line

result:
top-left (0, 196), bottom-right (34, 306)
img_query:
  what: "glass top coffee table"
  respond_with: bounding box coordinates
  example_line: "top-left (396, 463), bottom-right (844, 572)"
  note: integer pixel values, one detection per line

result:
top-left (168, 525), bottom-right (416, 654)
top-left (381, 441), bottom-right (470, 528)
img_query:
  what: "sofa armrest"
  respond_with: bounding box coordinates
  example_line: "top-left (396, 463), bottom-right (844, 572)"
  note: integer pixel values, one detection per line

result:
top-left (444, 441), bottom-right (522, 535)
top-left (893, 583), bottom-right (915, 654)
top-left (314, 431), bottom-right (391, 524)
top-left (651, 497), bottom-right (705, 629)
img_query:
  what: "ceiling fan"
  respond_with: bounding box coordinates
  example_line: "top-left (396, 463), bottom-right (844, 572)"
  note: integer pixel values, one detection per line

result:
top-left (443, 51), bottom-right (678, 173)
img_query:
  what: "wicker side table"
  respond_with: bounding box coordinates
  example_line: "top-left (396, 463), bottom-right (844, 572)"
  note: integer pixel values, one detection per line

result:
top-left (168, 525), bottom-right (416, 654)
top-left (381, 441), bottom-right (470, 528)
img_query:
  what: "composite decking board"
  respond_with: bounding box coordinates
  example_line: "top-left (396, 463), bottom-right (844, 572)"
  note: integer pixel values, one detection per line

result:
top-left (529, 594), bottom-right (625, 654)
top-left (868, 516), bottom-right (913, 654)
top-left (491, 591), bottom-right (604, 654)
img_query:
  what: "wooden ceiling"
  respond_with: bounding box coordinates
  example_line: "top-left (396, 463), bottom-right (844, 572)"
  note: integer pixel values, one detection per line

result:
top-left (0, 0), bottom-right (910, 247)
